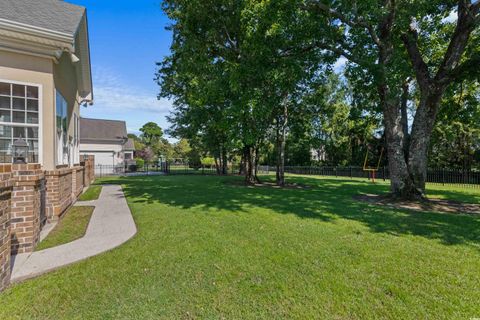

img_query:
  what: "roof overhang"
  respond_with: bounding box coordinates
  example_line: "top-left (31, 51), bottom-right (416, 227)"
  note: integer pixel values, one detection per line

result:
top-left (0, 14), bottom-right (93, 104)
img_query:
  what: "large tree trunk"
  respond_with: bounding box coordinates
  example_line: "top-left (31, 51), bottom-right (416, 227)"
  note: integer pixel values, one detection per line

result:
top-left (400, 79), bottom-right (410, 161)
top-left (214, 157), bottom-right (220, 174)
top-left (244, 145), bottom-right (257, 184)
top-left (374, 0), bottom-right (420, 199)
top-left (407, 90), bottom-right (444, 194)
top-left (222, 149), bottom-right (228, 175)
top-left (276, 101), bottom-right (288, 187)
top-left (253, 146), bottom-right (261, 182)
top-left (276, 134), bottom-right (286, 186)
top-left (275, 123), bottom-right (280, 183)
top-left (382, 96), bottom-right (417, 198)
top-left (239, 152), bottom-right (245, 175)
top-left (400, 0), bottom-right (480, 197)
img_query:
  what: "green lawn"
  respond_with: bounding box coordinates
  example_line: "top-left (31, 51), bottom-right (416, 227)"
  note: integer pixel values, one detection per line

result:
top-left (78, 185), bottom-right (102, 201)
top-left (1, 175), bottom-right (479, 319)
top-left (36, 206), bottom-right (95, 251)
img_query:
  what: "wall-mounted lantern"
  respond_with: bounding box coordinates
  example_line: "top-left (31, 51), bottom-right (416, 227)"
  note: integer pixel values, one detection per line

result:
top-left (12, 138), bottom-right (28, 164)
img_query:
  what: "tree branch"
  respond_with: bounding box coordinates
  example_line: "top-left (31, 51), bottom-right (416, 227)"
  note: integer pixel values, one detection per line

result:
top-left (471, 0), bottom-right (480, 13)
top-left (401, 28), bottom-right (431, 91)
top-left (307, 1), bottom-right (382, 46)
top-left (435, 0), bottom-right (479, 83)
top-left (278, 39), bottom-right (364, 67)
top-left (438, 53), bottom-right (480, 84)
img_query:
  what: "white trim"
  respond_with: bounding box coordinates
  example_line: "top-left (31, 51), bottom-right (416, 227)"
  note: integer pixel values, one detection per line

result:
top-left (0, 46), bottom-right (58, 63)
top-left (0, 18), bottom-right (74, 42)
top-left (0, 78), bottom-right (43, 165)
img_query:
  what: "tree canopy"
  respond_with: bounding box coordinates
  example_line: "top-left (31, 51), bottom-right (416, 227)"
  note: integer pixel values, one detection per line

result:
top-left (156, 0), bottom-right (480, 198)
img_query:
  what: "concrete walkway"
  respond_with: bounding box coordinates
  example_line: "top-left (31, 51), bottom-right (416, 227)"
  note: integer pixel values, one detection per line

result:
top-left (11, 185), bottom-right (137, 282)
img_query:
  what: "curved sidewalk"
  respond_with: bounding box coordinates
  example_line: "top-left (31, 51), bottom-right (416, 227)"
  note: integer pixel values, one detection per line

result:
top-left (11, 184), bottom-right (137, 282)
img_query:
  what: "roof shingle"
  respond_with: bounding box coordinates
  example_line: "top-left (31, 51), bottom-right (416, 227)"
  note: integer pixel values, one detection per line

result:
top-left (0, 0), bottom-right (85, 36)
top-left (124, 138), bottom-right (135, 151)
top-left (80, 118), bottom-right (128, 144)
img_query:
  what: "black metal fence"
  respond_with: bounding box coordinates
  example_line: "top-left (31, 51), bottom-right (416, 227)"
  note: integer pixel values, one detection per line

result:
top-left (95, 162), bottom-right (480, 188)
top-left (165, 163), bottom-right (240, 175)
top-left (258, 165), bottom-right (480, 188)
top-left (94, 162), bottom-right (238, 177)
top-left (94, 162), bottom-right (168, 178)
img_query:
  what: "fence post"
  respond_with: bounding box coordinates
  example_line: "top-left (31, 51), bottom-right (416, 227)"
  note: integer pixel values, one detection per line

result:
top-left (349, 166), bottom-right (352, 179)
top-left (383, 166), bottom-right (386, 181)
top-left (442, 168), bottom-right (445, 186)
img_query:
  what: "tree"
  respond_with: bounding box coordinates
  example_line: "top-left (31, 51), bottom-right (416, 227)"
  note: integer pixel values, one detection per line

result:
top-left (302, 0), bottom-right (480, 198)
top-left (128, 133), bottom-right (146, 153)
top-left (400, 0), bottom-right (480, 194)
top-left (158, 0), bottom-right (278, 183)
top-left (139, 122), bottom-right (163, 146)
top-left (429, 80), bottom-right (480, 169)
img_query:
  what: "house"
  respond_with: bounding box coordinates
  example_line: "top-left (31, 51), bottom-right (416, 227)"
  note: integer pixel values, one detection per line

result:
top-left (80, 118), bottom-right (134, 170)
top-left (0, 0), bottom-right (96, 292)
top-left (124, 138), bottom-right (136, 162)
top-left (311, 146), bottom-right (326, 162)
top-left (0, 0), bottom-right (93, 169)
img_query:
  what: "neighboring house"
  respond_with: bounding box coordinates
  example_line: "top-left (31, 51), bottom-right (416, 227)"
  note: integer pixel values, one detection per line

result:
top-left (79, 118), bottom-right (132, 169)
top-left (311, 147), bottom-right (326, 162)
top-left (124, 138), bottom-right (135, 163)
top-left (0, 0), bottom-right (93, 170)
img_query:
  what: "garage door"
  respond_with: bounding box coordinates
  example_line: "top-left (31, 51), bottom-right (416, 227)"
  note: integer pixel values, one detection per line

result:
top-left (93, 152), bottom-right (115, 166)
top-left (91, 152), bottom-right (115, 174)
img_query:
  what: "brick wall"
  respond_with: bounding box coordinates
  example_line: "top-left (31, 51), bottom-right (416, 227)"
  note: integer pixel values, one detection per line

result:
top-left (10, 164), bottom-right (44, 255)
top-left (0, 165), bottom-right (12, 292)
top-left (81, 155), bottom-right (95, 187)
top-left (0, 160), bottom-right (92, 291)
top-left (44, 167), bottom-right (73, 221)
top-left (71, 166), bottom-right (84, 200)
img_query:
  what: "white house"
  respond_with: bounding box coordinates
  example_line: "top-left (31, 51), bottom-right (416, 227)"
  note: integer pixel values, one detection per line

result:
top-left (79, 118), bottom-right (134, 171)
top-left (0, 0), bottom-right (93, 169)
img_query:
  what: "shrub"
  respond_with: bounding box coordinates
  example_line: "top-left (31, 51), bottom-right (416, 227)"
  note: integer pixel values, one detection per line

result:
top-left (135, 158), bottom-right (145, 168)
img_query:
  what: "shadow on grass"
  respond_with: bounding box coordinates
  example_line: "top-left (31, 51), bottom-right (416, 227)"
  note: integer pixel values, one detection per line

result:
top-left (98, 175), bottom-right (480, 248)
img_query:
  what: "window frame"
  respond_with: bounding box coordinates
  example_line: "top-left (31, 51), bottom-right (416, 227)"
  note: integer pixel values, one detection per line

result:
top-left (0, 79), bottom-right (43, 164)
top-left (55, 90), bottom-right (69, 167)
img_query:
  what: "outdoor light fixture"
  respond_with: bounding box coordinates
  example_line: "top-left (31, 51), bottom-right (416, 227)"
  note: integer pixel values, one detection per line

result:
top-left (12, 137), bottom-right (29, 164)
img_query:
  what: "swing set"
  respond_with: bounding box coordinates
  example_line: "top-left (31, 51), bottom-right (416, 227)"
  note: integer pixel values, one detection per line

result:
top-left (363, 145), bottom-right (384, 183)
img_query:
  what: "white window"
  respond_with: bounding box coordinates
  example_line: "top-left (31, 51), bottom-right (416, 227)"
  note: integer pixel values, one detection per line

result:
top-left (0, 81), bottom-right (40, 163)
top-left (56, 91), bottom-right (69, 166)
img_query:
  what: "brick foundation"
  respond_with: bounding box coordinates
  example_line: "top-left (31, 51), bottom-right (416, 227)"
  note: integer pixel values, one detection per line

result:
top-left (45, 167), bottom-right (73, 221)
top-left (10, 164), bottom-right (44, 255)
top-left (0, 165), bottom-right (12, 291)
top-left (0, 157), bottom-right (94, 292)
top-left (72, 166), bottom-right (84, 200)
top-left (80, 155), bottom-right (95, 188)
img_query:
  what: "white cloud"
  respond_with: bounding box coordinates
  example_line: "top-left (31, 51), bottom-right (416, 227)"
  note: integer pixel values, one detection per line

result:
top-left (334, 56), bottom-right (347, 72)
top-left (442, 10), bottom-right (457, 23)
top-left (91, 66), bottom-right (173, 114)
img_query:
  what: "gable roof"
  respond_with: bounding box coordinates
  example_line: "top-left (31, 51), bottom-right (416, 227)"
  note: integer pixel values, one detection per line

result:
top-left (0, 0), bottom-right (85, 36)
top-left (0, 0), bottom-right (93, 103)
top-left (80, 118), bottom-right (128, 144)
top-left (124, 138), bottom-right (135, 151)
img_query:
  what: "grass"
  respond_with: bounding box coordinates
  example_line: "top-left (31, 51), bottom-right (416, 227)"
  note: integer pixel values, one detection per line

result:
top-left (1, 175), bottom-right (479, 319)
top-left (35, 206), bottom-right (95, 251)
top-left (78, 185), bottom-right (102, 201)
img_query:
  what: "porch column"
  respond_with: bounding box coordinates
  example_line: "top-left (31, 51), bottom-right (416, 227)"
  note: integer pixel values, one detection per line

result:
top-left (10, 164), bottom-right (44, 255)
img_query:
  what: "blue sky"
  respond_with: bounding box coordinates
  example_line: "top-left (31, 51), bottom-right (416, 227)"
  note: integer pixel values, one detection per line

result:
top-left (68, 0), bottom-right (173, 136)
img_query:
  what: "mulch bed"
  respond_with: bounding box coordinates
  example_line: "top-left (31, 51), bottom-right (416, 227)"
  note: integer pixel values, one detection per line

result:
top-left (354, 193), bottom-right (480, 215)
